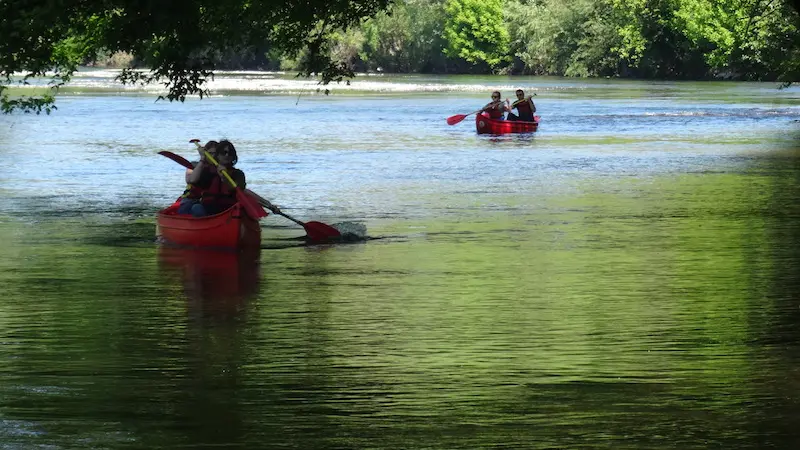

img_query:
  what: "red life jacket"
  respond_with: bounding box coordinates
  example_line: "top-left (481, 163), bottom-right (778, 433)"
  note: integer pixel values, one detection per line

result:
top-left (487, 104), bottom-right (504, 119)
top-left (200, 174), bottom-right (237, 209)
top-left (182, 166), bottom-right (237, 210)
top-left (515, 99), bottom-right (533, 116)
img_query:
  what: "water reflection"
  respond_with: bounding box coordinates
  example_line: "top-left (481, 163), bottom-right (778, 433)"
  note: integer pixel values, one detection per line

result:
top-left (157, 246), bottom-right (261, 321)
top-left (154, 246), bottom-right (263, 447)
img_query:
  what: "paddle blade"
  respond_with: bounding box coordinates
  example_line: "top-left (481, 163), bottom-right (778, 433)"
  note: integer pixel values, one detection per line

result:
top-left (446, 114), bottom-right (468, 125)
top-left (159, 151), bottom-right (193, 169)
top-left (304, 221), bottom-right (342, 242)
top-left (236, 189), bottom-right (268, 219)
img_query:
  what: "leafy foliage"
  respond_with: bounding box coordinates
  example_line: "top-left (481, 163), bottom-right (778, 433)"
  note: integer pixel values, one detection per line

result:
top-left (1, 0), bottom-right (394, 113)
top-left (675, 0), bottom-right (800, 79)
top-left (443, 0), bottom-right (511, 71)
top-left (360, 0), bottom-right (450, 72)
top-left (3, 0), bottom-right (800, 114)
top-left (506, 0), bottom-right (617, 76)
top-left (505, 0), bottom-right (799, 80)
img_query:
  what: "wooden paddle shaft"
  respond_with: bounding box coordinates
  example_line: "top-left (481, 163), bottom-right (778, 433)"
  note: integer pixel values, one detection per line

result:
top-left (274, 210), bottom-right (307, 227)
top-left (244, 188), bottom-right (305, 226)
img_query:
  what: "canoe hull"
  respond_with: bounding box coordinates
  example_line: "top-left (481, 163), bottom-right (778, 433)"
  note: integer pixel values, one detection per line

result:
top-left (156, 202), bottom-right (262, 249)
top-left (476, 114), bottom-right (540, 134)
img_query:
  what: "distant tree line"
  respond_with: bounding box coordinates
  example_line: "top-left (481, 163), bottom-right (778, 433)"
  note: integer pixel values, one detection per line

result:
top-left (63, 0), bottom-right (800, 83)
top-left (309, 0), bottom-right (799, 82)
top-left (150, 0), bottom-right (798, 82)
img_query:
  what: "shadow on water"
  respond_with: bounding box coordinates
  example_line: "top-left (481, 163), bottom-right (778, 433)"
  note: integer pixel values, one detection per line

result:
top-left (744, 133), bottom-right (800, 446)
top-left (149, 232), bottom-right (358, 448)
top-left (83, 221), bottom-right (161, 247)
top-left (1, 197), bottom-right (160, 219)
top-left (762, 133), bottom-right (800, 342)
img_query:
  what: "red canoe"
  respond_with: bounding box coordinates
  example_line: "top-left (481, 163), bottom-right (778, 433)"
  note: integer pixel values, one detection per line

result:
top-left (476, 113), bottom-right (540, 134)
top-left (156, 201), bottom-right (262, 249)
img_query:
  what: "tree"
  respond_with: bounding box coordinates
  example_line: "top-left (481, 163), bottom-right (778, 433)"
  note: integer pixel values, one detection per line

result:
top-left (504, 0), bottom-right (800, 80)
top-left (0, 0), bottom-right (394, 113)
top-left (674, 0), bottom-right (799, 80)
top-left (360, 0), bottom-right (450, 73)
top-left (443, 0), bottom-right (511, 71)
top-left (506, 0), bottom-right (617, 76)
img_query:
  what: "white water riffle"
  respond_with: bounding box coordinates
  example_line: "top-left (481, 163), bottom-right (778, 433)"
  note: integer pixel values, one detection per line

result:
top-left (14, 68), bottom-right (557, 95)
top-left (12, 69), bottom-right (800, 106)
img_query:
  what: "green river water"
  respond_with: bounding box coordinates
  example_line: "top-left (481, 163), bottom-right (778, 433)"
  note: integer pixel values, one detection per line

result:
top-left (0, 72), bottom-right (799, 448)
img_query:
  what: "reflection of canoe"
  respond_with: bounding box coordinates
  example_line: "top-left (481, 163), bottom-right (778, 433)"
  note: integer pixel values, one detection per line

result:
top-left (158, 246), bottom-right (261, 308)
top-left (476, 113), bottom-right (540, 134)
top-left (156, 201), bottom-right (261, 249)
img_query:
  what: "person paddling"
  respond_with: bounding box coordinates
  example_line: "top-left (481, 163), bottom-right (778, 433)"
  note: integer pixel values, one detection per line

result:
top-left (178, 140), bottom-right (246, 217)
top-left (481, 91), bottom-right (509, 120)
top-left (507, 89), bottom-right (537, 122)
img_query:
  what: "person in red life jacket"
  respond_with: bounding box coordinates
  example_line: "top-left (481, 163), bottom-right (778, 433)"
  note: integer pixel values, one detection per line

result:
top-left (178, 140), bottom-right (246, 217)
top-left (480, 91), bottom-right (509, 120)
top-left (506, 89), bottom-right (537, 122)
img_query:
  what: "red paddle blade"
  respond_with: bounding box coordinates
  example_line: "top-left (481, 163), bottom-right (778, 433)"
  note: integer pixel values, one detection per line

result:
top-left (304, 221), bottom-right (342, 242)
top-left (446, 114), bottom-right (468, 125)
top-left (158, 151), bottom-right (193, 169)
top-left (236, 189), bottom-right (268, 219)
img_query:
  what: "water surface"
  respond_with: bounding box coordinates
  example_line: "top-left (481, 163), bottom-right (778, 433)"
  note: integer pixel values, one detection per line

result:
top-left (1, 73), bottom-right (799, 448)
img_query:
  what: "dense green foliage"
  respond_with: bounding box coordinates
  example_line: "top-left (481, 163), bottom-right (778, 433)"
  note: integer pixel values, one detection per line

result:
top-left (350, 0), bottom-right (800, 80)
top-left (360, 0), bottom-right (449, 72)
top-left (443, 0), bottom-right (510, 71)
top-left (0, 0), bottom-right (393, 113)
top-left (2, 0), bottom-right (799, 113)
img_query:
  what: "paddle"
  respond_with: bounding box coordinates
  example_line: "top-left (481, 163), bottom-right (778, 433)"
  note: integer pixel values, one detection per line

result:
top-left (159, 150), bottom-right (342, 242)
top-left (446, 109), bottom-right (483, 126)
top-left (449, 92), bottom-right (539, 125)
top-left (158, 150), bottom-right (193, 168)
top-left (243, 189), bottom-right (342, 242)
top-left (187, 139), bottom-right (268, 220)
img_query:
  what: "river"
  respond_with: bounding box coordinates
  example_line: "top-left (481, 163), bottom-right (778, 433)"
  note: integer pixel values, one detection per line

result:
top-left (0, 70), bottom-right (799, 448)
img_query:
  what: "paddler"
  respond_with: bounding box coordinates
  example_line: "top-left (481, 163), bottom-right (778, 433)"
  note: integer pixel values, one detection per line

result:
top-left (480, 91), bottom-right (510, 120)
top-left (506, 89), bottom-right (537, 122)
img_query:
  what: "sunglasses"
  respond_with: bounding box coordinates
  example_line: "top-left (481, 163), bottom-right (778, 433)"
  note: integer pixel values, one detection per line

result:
top-left (217, 149), bottom-right (232, 156)
top-left (492, 95), bottom-right (500, 99)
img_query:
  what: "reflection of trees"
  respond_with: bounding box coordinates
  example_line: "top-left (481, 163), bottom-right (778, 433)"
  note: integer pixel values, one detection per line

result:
top-left (0, 220), bottom-right (266, 447)
top-left (763, 141), bottom-right (800, 331)
top-left (156, 246), bottom-right (263, 447)
top-left (231, 246), bottom-right (340, 446)
top-left (759, 139), bottom-right (800, 443)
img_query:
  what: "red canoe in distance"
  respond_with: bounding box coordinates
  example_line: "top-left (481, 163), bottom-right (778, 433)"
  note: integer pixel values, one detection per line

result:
top-left (476, 113), bottom-right (540, 135)
top-left (156, 202), bottom-right (262, 249)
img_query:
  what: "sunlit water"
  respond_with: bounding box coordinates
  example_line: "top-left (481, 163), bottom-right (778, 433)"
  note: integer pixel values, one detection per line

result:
top-left (1, 71), bottom-right (799, 448)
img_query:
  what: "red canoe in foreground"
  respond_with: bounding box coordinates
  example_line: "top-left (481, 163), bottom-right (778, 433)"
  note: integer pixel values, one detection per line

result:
top-left (156, 202), bottom-right (262, 249)
top-left (476, 114), bottom-right (540, 134)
